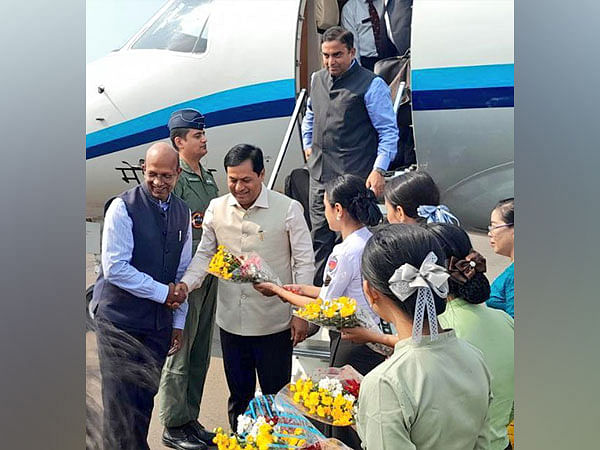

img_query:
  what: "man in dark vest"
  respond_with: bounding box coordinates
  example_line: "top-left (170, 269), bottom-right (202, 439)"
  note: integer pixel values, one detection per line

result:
top-left (91, 142), bottom-right (192, 450)
top-left (158, 109), bottom-right (219, 450)
top-left (301, 25), bottom-right (398, 285)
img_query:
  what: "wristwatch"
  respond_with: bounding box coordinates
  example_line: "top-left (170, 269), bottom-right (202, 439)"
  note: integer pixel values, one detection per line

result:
top-left (374, 167), bottom-right (386, 176)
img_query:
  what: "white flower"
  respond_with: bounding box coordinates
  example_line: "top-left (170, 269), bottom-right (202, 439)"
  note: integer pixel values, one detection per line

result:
top-left (236, 415), bottom-right (254, 435)
top-left (343, 393), bottom-right (356, 403)
top-left (318, 377), bottom-right (343, 397)
top-left (249, 416), bottom-right (268, 438)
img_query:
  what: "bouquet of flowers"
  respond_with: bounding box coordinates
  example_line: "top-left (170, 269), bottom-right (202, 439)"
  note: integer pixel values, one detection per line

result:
top-left (293, 297), bottom-right (394, 357)
top-left (212, 395), bottom-right (352, 450)
top-left (277, 366), bottom-right (363, 427)
top-left (292, 297), bottom-right (363, 329)
top-left (207, 245), bottom-right (280, 284)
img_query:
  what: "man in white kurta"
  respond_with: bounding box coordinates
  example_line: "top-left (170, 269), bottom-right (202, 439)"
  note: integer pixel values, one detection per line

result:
top-left (177, 144), bottom-right (315, 429)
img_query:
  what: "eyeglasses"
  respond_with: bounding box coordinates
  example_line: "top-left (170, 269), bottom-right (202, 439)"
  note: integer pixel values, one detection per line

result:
top-left (145, 172), bottom-right (176, 182)
top-left (487, 223), bottom-right (514, 232)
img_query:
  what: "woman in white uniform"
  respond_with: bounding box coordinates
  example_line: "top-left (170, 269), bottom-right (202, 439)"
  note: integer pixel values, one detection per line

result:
top-left (254, 174), bottom-right (385, 449)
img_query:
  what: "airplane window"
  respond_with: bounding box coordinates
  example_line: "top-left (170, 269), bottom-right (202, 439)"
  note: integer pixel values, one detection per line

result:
top-left (131, 0), bottom-right (213, 54)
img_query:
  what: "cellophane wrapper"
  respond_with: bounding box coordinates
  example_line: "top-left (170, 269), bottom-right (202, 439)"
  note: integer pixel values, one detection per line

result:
top-left (205, 245), bottom-right (281, 285)
top-left (276, 365), bottom-right (363, 427)
top-left (292, 298), bottom-right (393, 357)
top-left (214, 395), bottom-right (351, 449)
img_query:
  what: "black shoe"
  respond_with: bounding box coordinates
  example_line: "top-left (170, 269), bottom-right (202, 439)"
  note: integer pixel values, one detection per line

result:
top-left (162, 426), bottom-right (208, 450)
top-left (185, 421), bottom-right (217, 446)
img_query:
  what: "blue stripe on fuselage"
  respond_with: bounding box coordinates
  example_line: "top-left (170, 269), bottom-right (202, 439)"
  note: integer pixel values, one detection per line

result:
top-left (412, 64), bottom-right (514, 111)
top-left (86, 79), bottom-right (295, 159)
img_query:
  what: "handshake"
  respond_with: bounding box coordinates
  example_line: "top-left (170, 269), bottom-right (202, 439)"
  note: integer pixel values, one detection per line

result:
top-left (165, 282), bottom-right (189, 310)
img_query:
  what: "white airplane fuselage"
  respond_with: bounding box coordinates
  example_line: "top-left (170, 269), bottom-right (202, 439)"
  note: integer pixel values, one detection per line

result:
top-left (86, 0), bottom-right (514, 231)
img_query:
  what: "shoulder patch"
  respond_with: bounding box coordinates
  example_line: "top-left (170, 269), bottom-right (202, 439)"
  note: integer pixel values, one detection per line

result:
top-left (327, 256), bottom-right (338, 272)
top-left (191, 211), bottom-right (205, 229)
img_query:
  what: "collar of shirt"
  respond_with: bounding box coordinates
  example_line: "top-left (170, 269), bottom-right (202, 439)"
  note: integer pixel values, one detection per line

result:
top-left (446, 297), bottom-right (476, 310)
top-left (338, 226), bottom-right (371, 252)
top-left (158, 194), bottom-right (171, 212)
top-left (226, 183), bottom-right (269, 210)
top-left (331, 59), bottom-right (358, 83)
top-left (141, 183), bottom-right (171, 211)
top-left (394, 329), bottom-right (457, 351)
top-left (179, 158), bottom-right (208, 178)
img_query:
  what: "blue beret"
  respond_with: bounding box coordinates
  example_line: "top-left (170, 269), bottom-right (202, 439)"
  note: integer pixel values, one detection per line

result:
top-left (168, 108), bottom-right (205, 131)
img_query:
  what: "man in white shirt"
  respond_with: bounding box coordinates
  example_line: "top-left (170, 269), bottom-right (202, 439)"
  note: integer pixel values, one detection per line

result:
top-left (175, 144), bottom-right (314, 429)
top-left (342, 0), bottom-right (397, 70)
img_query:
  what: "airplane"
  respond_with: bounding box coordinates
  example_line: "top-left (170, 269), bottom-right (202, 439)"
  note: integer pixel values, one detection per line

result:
top-left (86, 0), bottom-right (513, 369)
top-left (86, 0), bottom-right (513, 234)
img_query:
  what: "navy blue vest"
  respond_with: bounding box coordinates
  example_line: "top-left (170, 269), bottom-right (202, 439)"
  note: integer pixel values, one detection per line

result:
top-left (308, 61), bottom-right (379, 182)
top-left (93, 184), bottom-right (190, 332)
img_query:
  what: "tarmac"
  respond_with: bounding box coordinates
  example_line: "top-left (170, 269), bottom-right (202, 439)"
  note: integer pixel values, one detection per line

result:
top-left (85, 231), bottom-right (507, 449)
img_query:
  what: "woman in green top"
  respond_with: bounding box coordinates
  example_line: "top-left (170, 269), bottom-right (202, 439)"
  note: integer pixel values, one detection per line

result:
top-left (356, 224), bottom-right (493, 449)
top-left (427, 223), bottom-right (515, 450)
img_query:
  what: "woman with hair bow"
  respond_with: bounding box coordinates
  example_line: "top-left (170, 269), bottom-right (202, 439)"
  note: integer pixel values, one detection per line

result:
top-left (356, 224), bottom-right (493, 449)
top-left (341, 170), bottom-right (458, 347)
top-left (426, 223), bottom-right (514, 450)
top-left (383, 170), bottom-right (460, 225)
top-left (254, 174), bottom-right (386, 449)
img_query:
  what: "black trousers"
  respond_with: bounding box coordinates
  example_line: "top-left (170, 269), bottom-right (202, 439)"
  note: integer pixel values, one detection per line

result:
top-left (220, 327), bottom-right (293, 430)
top-left (96, 320), bottom-right (171, 450)
top-left (328, 330), bottom-right (386, 450)
top-left (309, 177), bottom-right (340, 286)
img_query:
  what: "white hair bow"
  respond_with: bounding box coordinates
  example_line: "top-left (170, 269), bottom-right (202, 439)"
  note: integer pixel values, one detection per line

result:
top-left (388, 251), bottom-right (449, 342)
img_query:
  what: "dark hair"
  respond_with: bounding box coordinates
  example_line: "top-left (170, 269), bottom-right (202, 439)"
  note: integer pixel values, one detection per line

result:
top-left (223, 144), bottom-right (264, 175)
top-left (424, 223), bottom-right (491, 304)
top-left (361, 224), bottom-right (447, 320)
top-left (494, 197), bottom-right (514, 226)
top-left (325, 174), bottom-right (382, 227)
top-left (321, 26), bottom-right (354, 50)
top-left (169, 128), bottom-right (192, 149)
top-left (384, 171), bottom-right (440, 221)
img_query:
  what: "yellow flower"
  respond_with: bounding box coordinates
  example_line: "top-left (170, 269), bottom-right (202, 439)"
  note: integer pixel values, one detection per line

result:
top-left (293, 391), bottom-right (302, 403)
top-left (256, 423), bottom-right (275, 450)
top-left (324, 304), bottom-right (338, 318)
top-left (317, 405), bottom-right (327, 417)
top-left (301, 379), bottom-right (313, 396)
top-left (305, 391), bottom-right (320, 408)
top-left (320, 393), bottom-right (333, 406)
top-left (333, 394), bottom-right (347, 408)
top-left (340, 302), bottom-right (356, 318)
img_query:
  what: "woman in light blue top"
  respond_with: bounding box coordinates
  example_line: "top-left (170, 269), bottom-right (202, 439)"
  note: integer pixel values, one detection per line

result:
top-left (356, 224), bottom-right (493, 449)
top-left (487, 198), bottom-right (514, 317)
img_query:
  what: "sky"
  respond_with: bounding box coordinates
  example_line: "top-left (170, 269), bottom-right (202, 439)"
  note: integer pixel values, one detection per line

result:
top-left (86, 0), bottom-right (167, 63)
